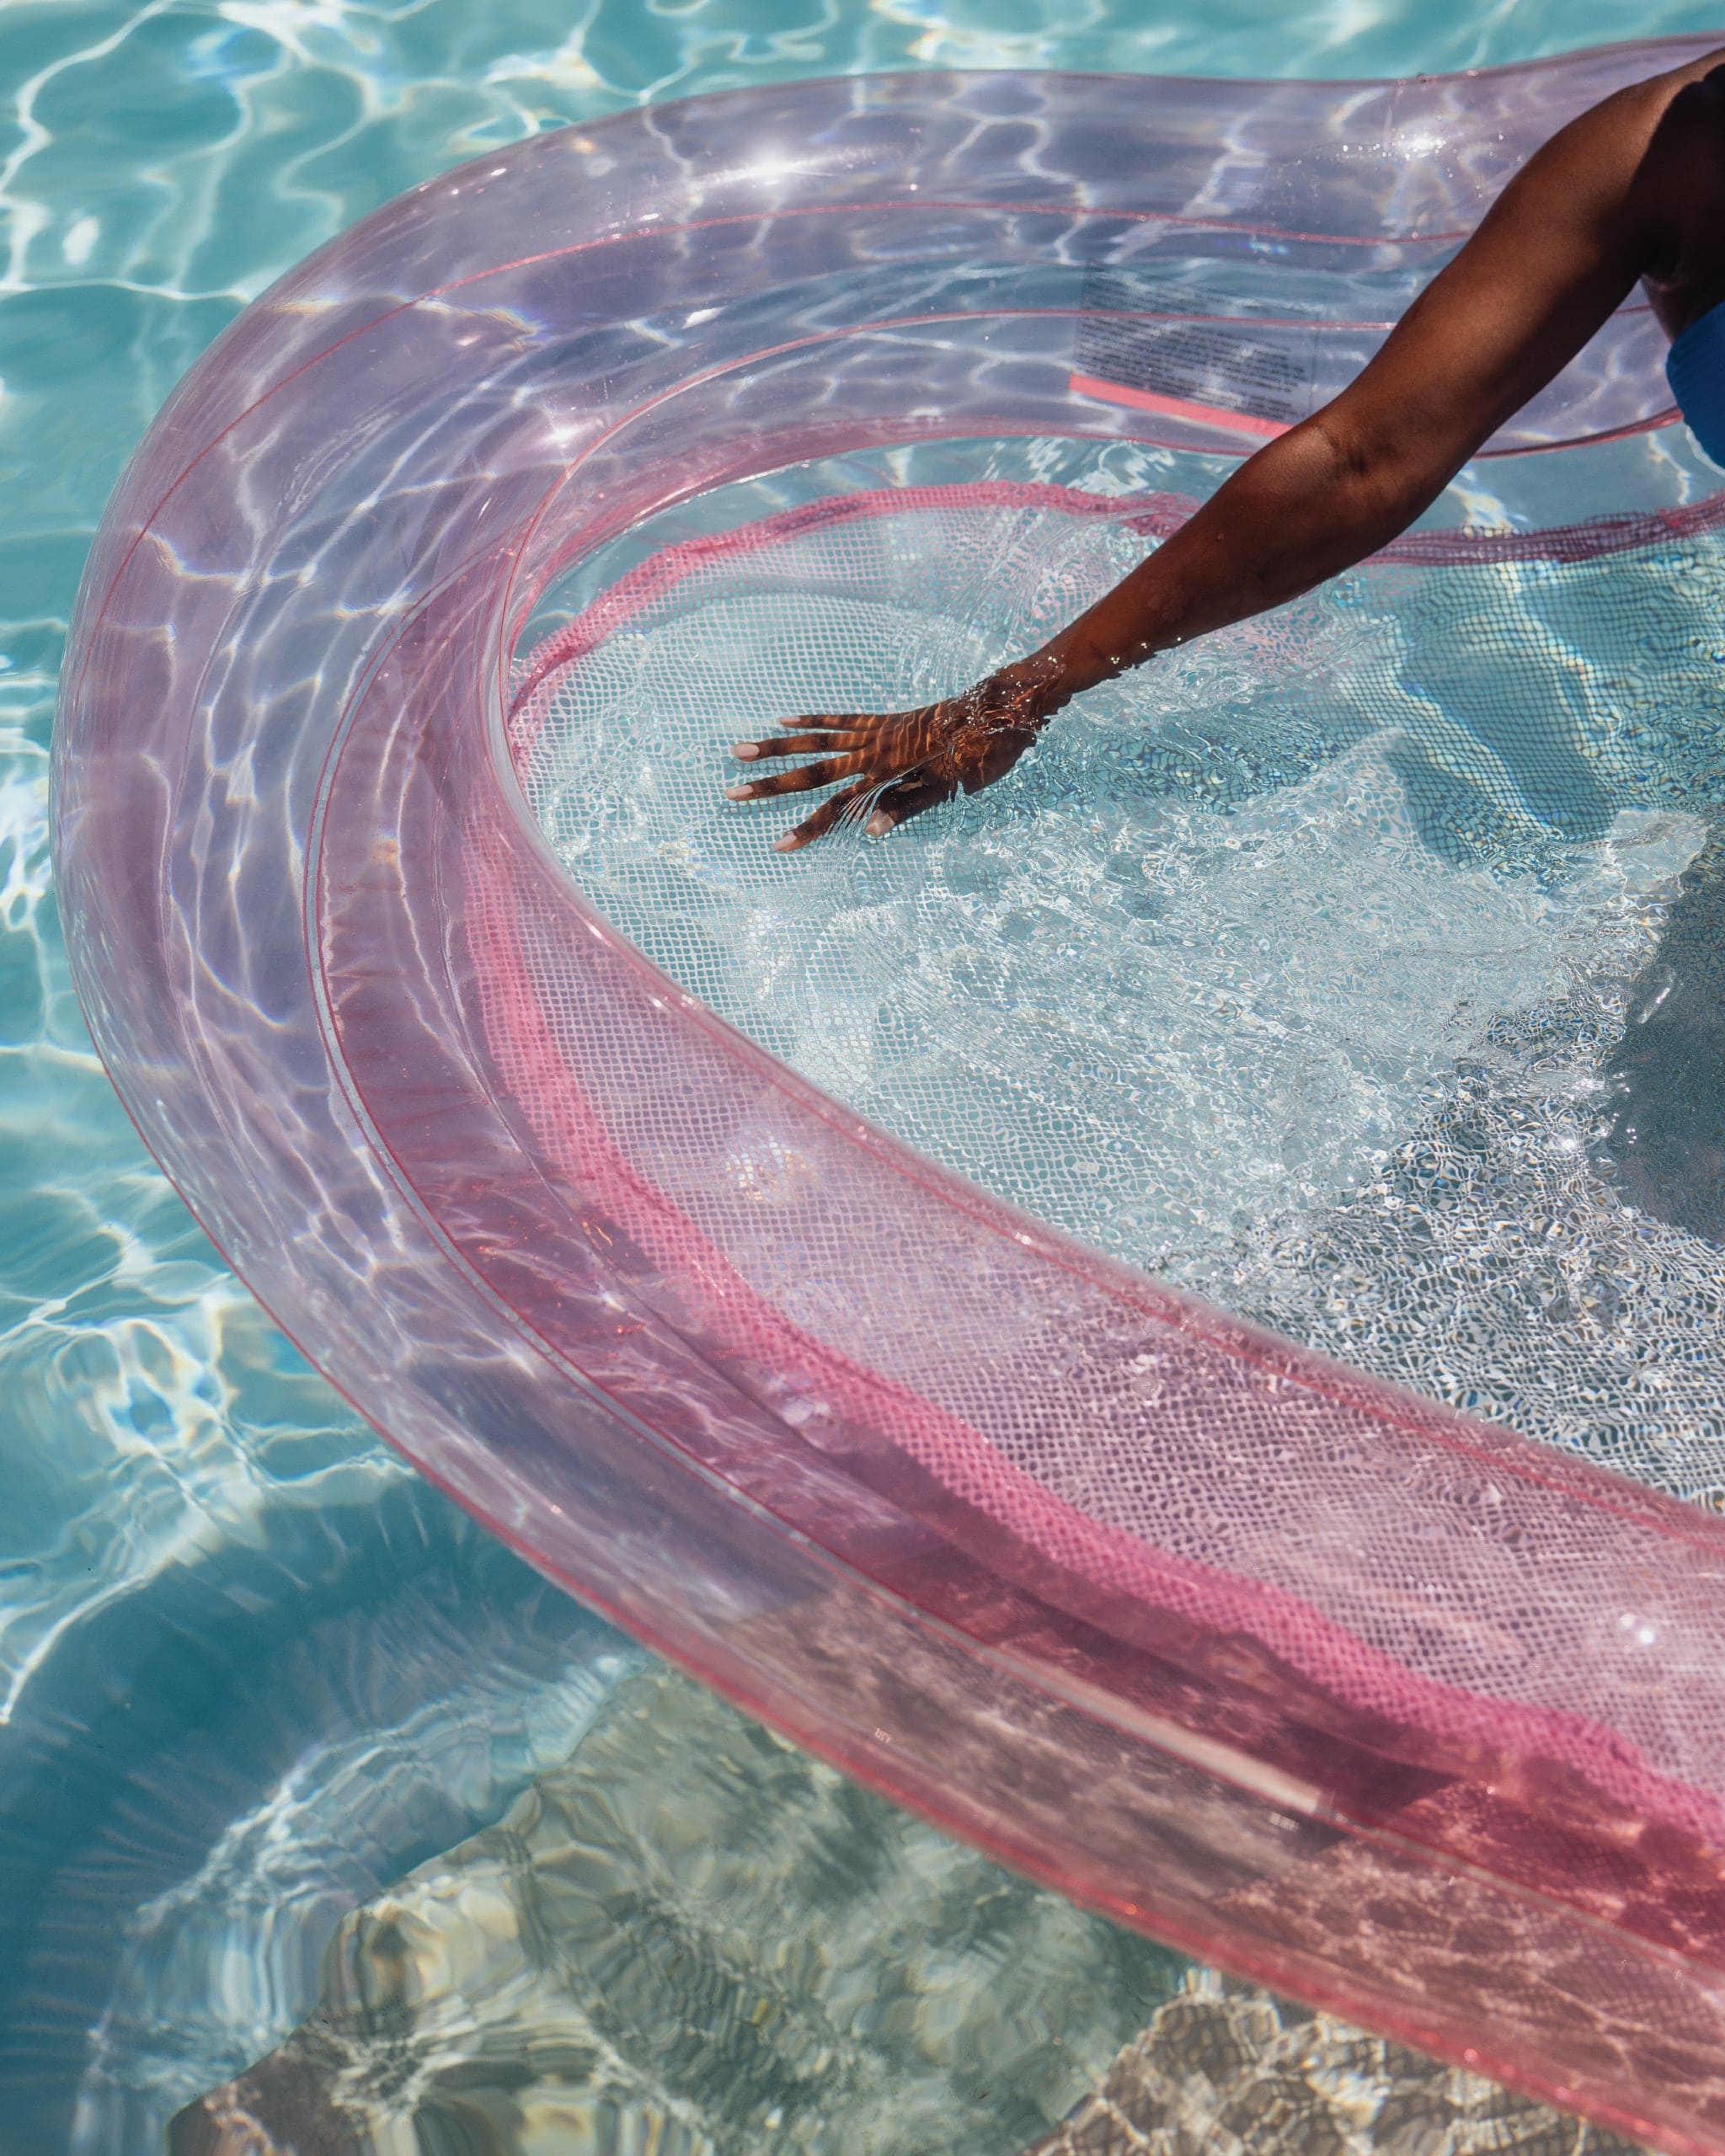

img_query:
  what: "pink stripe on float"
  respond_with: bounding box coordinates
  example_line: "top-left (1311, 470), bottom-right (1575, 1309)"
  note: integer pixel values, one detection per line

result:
top-left (1069, 370), bottom-right (1295, 437)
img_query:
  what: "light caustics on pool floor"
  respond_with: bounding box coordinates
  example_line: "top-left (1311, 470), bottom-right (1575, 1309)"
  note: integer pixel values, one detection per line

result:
top-left (47, 47), bottom-right (1725, 2156)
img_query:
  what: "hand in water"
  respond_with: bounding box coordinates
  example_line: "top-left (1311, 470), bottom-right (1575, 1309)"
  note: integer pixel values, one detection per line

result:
top-left (725, 656), bottom-right (1065, 851)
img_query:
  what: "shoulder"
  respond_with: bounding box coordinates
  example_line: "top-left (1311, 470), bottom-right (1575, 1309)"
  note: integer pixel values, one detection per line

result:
top-left (1639, 56), bottom-right (1725, 165)
top-left (1501, 52), bottom-right (1725, 290)
top-left (1626, 56), bottom-right (1725, 295)
top-left (1543, 53), bottom-right (1725, 188)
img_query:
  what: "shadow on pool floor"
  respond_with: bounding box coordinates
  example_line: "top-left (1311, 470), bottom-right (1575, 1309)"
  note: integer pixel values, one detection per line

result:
top-left (168, 1661), bottom-right (1648, 2156)
top-left (168, 1663), bottom-right (1180, 2156)
top-left (1605, 819), bottom-right (1725, 1245)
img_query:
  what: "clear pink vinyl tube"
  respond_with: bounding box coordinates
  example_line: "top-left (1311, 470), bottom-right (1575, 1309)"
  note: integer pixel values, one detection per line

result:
top-left (51, 44), bottom-right (1725, 2151)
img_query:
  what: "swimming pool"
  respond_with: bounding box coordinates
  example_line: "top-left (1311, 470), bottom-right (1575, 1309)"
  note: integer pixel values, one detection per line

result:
top-left (15, 3), bottom-right (1725, 2150)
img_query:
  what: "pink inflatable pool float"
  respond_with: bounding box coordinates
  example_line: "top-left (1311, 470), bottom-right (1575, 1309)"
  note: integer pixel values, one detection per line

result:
top-left (52, 40), bottom-right (1725, 2153)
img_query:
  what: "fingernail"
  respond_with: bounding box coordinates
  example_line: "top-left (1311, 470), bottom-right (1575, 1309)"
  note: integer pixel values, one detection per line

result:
top-left (772, 833), bottom-right (799, 852)
top-left (731, 742), bottom-right (759, 760)
top-left (724, 785), bottom-right (754, 800)
top-left (866, 811), bottom-right (892, 837)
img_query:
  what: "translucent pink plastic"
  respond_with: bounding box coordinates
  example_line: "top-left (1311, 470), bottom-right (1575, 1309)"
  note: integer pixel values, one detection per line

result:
top-left (51, 45), bottom-right (1725, 2153)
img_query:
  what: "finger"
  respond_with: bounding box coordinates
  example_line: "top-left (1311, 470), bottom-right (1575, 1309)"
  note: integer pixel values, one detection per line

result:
top-left (864, 775), bottom-right (957, 838)
top-left (731, 728), bottom-right (867, 763)
top-left (726, 752), bottom-right (865, 802)
top-left (775, 777), bottom-right (873, 852)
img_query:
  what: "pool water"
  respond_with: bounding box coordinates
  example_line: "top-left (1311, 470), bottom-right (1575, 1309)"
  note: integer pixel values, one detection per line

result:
top-left (13, 3), bottom-right (1725, 2149)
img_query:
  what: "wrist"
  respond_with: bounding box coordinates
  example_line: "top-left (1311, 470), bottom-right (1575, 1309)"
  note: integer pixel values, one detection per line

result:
top-left (993, 646), bottom-right (1075, 728)
top-left (1022, 631), bottom-right (1120, 710)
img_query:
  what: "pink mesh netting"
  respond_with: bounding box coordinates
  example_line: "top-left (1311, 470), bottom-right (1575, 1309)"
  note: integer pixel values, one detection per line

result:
top-left (503, 471), bottom-right (1725, 1806)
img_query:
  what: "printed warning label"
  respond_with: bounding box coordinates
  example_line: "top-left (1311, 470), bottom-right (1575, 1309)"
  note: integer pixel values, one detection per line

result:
top-left (1072, 270), bottom-right (1315, 438)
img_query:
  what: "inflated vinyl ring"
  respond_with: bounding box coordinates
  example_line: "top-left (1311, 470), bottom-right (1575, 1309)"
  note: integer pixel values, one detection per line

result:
top-left (52, 48), bottom-right (1725, 2152)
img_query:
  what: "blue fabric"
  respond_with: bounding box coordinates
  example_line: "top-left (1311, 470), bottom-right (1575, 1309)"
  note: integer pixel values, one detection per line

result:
top-left (1667, 298), bottom-right (1725, 467)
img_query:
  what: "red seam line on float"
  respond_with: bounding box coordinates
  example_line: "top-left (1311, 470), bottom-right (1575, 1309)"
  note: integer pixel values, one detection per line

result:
top-left (1069, 371), bottom-right (1293, 435)
top-left (1066, 374), bottom-right (1684, 459)
top-left (508, 482), bottom-right (1191, 707)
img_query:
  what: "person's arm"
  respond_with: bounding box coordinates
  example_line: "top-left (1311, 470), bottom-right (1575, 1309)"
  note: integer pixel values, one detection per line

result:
top-left (728, 60), bottom-right (1712, 851)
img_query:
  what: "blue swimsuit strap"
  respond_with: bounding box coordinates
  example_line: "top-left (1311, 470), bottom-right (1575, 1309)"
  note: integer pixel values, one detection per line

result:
top-left (1667, 296), bottom-right (1725, 465)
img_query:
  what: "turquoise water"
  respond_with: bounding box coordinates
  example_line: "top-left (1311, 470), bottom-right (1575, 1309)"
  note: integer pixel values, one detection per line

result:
top-left (12, 3), bottom-right (1725, 2149)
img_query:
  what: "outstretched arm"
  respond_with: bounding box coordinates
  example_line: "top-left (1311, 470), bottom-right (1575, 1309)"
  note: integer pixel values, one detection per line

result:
top-left (729, 57), bottom-right (1715, 851)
